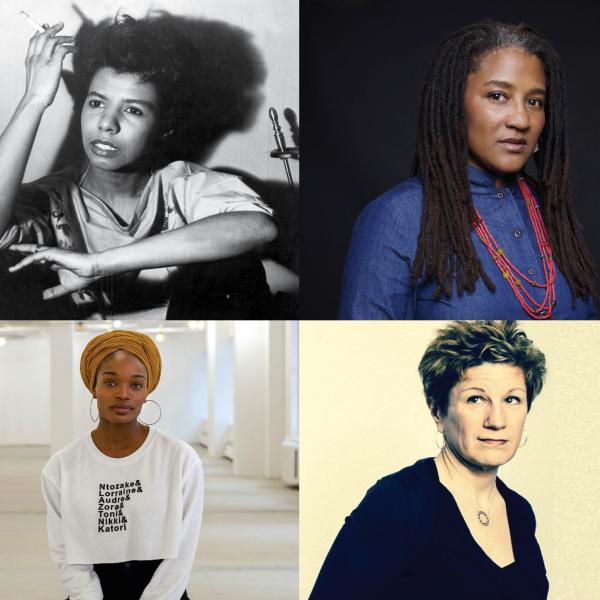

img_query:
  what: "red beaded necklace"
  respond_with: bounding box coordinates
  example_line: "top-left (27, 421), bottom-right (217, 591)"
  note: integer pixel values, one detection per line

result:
top-left (473, 176), bottom-right (556, 319)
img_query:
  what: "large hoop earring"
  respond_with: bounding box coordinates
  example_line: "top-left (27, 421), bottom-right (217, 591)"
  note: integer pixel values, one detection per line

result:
top-left (435, 431), bottom-right (445, 449)
top-left (89, 398), bottom-right (99, 422)
top-left (519, 430), bottom-right (528, 448)
top-left (138, 398), bottom-right (162, 426)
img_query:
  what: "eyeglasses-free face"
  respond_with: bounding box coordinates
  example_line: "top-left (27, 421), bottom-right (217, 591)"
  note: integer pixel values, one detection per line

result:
top-left (464, 47), bottom-right (546, 187)
top-left (93, 350), bottom-right (149, 424)
top-left (433, 362), bottom-right (528, 470)
top-left (80, 67), bottom-right (160, 172)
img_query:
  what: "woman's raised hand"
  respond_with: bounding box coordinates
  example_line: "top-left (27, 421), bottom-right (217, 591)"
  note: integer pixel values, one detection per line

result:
top-left (23, 22), bottom-right (74, 109)
top-left (8, 244), bottom-right (99, 300)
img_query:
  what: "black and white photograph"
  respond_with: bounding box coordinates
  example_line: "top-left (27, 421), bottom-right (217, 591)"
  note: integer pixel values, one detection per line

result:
top-left (0, 0), bottom-right (298, 319)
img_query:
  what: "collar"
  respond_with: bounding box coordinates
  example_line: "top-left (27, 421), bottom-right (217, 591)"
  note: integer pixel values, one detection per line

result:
top-left (468, 163), bottom-right (518, 195)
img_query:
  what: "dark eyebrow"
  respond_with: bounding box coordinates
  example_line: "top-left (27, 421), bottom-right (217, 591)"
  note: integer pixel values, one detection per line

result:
top-left (100, 370), bottom-right (147, 379)
top-left (460, 385), bottom-right (526, 395)
top-left (484, 80), bottom-right (514, 89)
top-left (87, 90), bottom-right (158, 112)
top-left (483, 80), bottom-right (546, 95)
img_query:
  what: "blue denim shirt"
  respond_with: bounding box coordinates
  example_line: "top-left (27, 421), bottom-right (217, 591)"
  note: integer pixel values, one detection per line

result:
top-left (339, 166), bottom-right (596, 319)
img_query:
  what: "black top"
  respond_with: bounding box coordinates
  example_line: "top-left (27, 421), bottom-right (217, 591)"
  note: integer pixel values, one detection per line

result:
top-left (310, 458), bottom-right (548, 599)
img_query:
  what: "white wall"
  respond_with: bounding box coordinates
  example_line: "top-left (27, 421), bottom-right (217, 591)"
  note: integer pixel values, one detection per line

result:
top-left (0, 320), bottom-right (295, 483)
top-left (233, 321), bottom-right (269, 476)
top-left (0, 324), bottom-right (207, 448)
top-left (72, 328), bottom-right (207, 444)
top-left (207, 321), bottom-right (234, 457)
top-left (286, 320), bottom-right (299, 441)
top-left (0, 0), bottom-right (298, 185)
top-left (267, 321), bottom-right (286, 478)
top-left (232, 320), bottom-right (288, 478)
top-left (0, 333), bottom-right (51, 445)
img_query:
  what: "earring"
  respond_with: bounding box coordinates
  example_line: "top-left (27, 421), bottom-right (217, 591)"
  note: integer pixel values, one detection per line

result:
top-left (138, 398), bottom-right (162, 426)
top-left (519, 430), bottom-right (528, 448)
top-left (89, 397), bottom-right (99, 422)
top-left (435, 431), bottom-right (445, 449)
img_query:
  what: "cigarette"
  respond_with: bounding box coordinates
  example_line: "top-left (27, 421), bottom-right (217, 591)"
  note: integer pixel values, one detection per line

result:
top-left (19, 10), bottom-right (46, 33)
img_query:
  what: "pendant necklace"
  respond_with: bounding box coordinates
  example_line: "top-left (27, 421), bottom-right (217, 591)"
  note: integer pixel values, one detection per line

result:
top-left (441, 455), bottom-right (497, 527)
top-left (476, 488), bottom-right (496, 527)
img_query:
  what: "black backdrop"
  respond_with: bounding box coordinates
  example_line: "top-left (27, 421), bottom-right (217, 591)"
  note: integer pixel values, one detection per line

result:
top-left (300, 0), bottom-right (600, 318)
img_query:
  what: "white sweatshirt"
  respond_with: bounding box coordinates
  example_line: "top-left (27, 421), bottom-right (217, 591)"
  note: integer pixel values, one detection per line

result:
top-left (41, 427), bottom-right (204, 600)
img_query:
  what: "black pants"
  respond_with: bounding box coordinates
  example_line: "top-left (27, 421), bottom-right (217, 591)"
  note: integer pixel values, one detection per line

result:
top-left (165, 253), bottom-right (272, 318)
top-left (66, 559), bottom-right (190, 600)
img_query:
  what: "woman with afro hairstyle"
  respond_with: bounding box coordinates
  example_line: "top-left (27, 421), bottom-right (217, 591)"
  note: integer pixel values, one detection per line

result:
top-left (0, 13), bottom-right (277, 318)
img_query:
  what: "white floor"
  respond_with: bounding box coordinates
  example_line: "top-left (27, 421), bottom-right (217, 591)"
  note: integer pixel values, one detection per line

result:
top-left (0, 445), bottom-right (298, 600)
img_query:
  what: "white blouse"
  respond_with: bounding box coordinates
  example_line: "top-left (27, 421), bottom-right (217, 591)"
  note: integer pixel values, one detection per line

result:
top-left (41, 427), bottom-right (204, 600)
top-left (1, 161), bottom-right (273, 317)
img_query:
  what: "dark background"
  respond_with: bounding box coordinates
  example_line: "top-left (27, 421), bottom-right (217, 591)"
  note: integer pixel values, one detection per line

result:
top-left (300, 0), bottom-right (600, 318)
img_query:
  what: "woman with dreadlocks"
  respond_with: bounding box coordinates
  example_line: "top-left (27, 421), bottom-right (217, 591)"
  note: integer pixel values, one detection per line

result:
top-left (339, 20), bottom-right (597, 320)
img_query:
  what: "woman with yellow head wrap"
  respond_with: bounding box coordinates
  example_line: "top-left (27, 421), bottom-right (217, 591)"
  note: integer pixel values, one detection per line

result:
top-left (42, 329), bottom-right (203, 600)
top-left (81, 329), bottom-right (163, 395)
top-left (83, 330), bottom-right (163, 453)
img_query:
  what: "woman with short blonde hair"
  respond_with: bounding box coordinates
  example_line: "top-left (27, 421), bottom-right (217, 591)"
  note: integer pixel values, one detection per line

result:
top-left (311, 320), bottom-right (548, 599)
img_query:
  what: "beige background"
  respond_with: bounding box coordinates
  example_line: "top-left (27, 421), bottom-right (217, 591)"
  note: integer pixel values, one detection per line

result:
top-left (300, 321), bottom-right (600, 600)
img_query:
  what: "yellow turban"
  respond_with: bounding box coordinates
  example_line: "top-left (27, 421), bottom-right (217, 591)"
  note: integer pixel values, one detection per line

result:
top-left (80, 330), bottom-right (162, 394)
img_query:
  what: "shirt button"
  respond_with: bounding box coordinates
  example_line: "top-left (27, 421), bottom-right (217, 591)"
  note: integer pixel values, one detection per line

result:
top-left (527, 267), bottom-right (535, 276)
top-left (497, 192), bottom-right (504, 199)
top-left (514, 229), bottom-right (522, 238)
